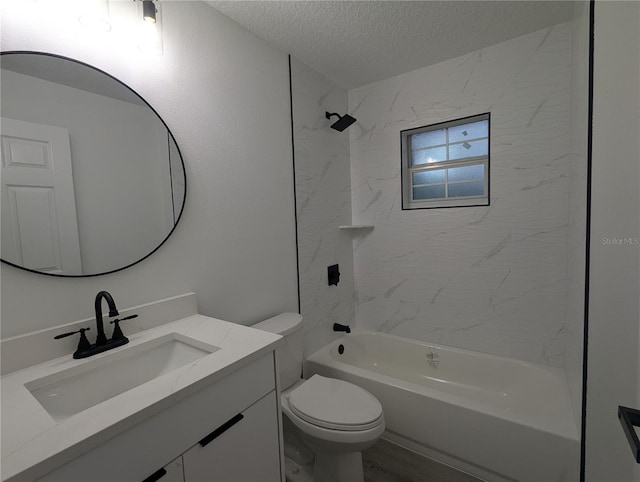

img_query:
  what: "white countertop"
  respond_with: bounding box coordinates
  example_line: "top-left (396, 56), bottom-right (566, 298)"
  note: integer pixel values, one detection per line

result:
top-left (1, 315), bottom-right (281, 481)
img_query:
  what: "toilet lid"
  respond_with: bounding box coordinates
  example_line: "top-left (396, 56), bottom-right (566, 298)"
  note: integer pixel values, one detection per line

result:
top-left (288, 375), bottom-right (383, 431)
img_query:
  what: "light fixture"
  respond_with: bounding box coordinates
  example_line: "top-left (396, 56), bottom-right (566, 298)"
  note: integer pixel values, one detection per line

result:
top-left (137, 0), bottom-right (163, 55)
top-left (142, 0), bottom-right (156, 23)
top-left (79, 0), bottom-right (111, 33)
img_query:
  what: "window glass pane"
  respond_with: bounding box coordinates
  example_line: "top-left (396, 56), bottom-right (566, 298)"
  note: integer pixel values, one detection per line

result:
top-left (410, 129), bottom-right (446, 149)
top-left (448, 164), bottom-right (484, 182)
top-left (448, 181), bottom-right (485, 198)
top-left (413, 185), bottom-right (446, 200)
top-left (448, 120), bottom-right (488, 143)
top-left (412, 169), bottom-right (446, 185)
top-left (449, 139), bottom-right (488, 160)
top-left (411, 146), bottom-right (447, 165)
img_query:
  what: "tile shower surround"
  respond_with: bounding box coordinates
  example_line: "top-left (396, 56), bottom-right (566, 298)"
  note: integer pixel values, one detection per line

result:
top-left (348, 23), bottom-right (577, 368)
top-left (290, 59), bottom-right (356, 358)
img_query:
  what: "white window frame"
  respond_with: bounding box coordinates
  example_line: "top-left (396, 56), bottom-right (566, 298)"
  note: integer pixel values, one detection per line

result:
top-left (401, 113), bottom-right (490, 210)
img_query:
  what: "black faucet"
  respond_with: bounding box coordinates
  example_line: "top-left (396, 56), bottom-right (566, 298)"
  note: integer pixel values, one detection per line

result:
top-left (95, 290), bottom-right (119, 346)
top-left (55, 291), bottom-right (134, 359)
top-left (333, 323), bottom-right (351, 334)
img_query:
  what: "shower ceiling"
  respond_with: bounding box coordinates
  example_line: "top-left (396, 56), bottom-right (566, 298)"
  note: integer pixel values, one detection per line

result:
top-left (207, 1), bottom-right (575, 89)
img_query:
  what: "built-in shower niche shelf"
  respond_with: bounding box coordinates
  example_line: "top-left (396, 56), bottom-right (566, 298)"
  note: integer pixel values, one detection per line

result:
top-left (338, 225), bottom-right (374, 230)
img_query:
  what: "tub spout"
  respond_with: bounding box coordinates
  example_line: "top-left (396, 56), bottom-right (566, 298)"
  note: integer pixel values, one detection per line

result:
top-left (333, 323), bottom-right (351, 334)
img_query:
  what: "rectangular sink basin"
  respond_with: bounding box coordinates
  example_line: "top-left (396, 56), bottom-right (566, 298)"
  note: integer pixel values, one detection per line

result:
top-left (25, 333), bottom-right (219, 421)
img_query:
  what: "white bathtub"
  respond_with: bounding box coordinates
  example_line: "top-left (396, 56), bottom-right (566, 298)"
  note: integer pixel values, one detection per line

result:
top-left (303, 330), bottom-right (579, 482)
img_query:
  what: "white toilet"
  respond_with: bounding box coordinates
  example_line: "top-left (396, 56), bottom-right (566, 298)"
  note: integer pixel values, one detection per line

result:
top-left (253, 313), bottom-right (385, 482)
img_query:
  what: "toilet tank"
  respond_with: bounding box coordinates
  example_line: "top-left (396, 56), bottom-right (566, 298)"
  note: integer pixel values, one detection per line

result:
top-left (252, 313), bottom-right (303, 390)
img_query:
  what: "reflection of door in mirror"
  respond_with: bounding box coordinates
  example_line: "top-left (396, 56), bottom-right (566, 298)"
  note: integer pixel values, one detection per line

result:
top-left (1, 53), bottom-right (187, 277)
top-left (1, 118), bottom-right (82, 274)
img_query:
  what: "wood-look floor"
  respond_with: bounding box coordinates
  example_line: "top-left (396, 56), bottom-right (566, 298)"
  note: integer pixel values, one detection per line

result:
top-left (362, 439), bottom-right (483, 482)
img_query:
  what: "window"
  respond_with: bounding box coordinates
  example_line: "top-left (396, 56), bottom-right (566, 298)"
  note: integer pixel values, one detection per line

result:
top-left (401, 113), bottom-right (490, 209)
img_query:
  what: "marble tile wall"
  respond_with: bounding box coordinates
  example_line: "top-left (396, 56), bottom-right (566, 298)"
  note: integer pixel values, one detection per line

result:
top-left (290, 58), bottom-right (356, 358)
top-left (348, 23), bottom-right (574, 367)
top-left (565, 2), bottom-right (590, 429)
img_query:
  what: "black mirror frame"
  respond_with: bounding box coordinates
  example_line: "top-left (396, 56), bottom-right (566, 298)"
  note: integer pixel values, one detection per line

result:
top-left (0, 51), bottom-right (187, 278)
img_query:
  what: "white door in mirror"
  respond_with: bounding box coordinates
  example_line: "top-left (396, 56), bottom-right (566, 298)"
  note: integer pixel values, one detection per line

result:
top-left (1, 118), bottom-right (82, 274)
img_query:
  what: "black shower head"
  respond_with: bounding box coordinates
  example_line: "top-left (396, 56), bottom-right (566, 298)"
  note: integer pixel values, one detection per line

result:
top-left (325, 111), bottom-right (357, 132)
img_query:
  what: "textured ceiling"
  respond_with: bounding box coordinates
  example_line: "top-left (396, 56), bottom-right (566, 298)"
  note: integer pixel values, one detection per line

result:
top-left (207, 1), bottom-right (575, 89)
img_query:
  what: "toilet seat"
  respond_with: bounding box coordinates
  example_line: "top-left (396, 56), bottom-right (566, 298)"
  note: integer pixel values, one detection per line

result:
top-left (288, 375), bottom-right (383, 431)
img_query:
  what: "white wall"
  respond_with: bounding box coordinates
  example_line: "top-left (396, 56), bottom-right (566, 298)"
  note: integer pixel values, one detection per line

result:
top-left (349, 23), bottom-right (575, 367)
top-left (0, 1), bottom-right (298, 338)
top-left (1, 69), bottom-right (173, 274)
top-left (586, 2), bottom-right (640, 480)
top-left (289, 58), bottom-right (355, 358)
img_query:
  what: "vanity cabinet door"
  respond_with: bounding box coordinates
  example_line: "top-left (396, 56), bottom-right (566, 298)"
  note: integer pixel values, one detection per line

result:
top-left (182, 391), bottom-right (281, 482)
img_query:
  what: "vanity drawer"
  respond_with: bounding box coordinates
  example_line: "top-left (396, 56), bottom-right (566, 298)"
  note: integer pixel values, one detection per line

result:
top-left (36, 352), bottom-right (277, 482)
top-left (182, 391), bottom-right (280, 482)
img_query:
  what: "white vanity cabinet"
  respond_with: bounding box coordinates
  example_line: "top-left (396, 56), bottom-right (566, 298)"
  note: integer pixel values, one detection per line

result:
top-left (35, 353), bottom-right (283, 482)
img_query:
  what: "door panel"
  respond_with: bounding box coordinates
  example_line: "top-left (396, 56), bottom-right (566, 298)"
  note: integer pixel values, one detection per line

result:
top-left (1, 118), bottom-right (82, 274)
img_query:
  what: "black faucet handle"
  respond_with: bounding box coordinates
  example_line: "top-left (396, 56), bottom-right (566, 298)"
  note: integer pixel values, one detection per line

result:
top-left (109, 314), bottom-right (138, 324)
top-left (55, 327), bottom-right (92, 355)
top-left (54, 327), bottom-right (91, 340)
top-left (109, 314), bottom-right (136, 341)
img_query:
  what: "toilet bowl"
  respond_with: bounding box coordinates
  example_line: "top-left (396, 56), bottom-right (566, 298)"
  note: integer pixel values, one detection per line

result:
top-left (252, 314), bottom-right (385, 482)
top-left (282, 376), bottom-right (384, 482)
top-left (283, 376), bottom-right (384, 446)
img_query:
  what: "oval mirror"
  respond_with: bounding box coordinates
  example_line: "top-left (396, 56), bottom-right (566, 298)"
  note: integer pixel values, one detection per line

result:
top-left (0, 52), bottom-right (186, 277)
